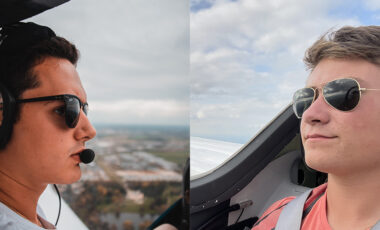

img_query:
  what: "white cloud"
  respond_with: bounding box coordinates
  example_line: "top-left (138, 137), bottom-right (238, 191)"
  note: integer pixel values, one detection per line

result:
top-left (363, 0), bottom-right (380, 10)
top-left (29, 0), bottom-right (189, 125)
top-left (190, 97), bottom-right (290, 142)
top-left (190, 0), bottom-right (362, 142)
top-left (89, 99), bottom-right (189, 125)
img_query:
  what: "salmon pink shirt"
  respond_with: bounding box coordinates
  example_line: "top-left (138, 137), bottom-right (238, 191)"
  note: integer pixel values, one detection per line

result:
top-left (252, 183), bottom-right (376, 230)
top-left (252, 184), bottom-right (332, 230)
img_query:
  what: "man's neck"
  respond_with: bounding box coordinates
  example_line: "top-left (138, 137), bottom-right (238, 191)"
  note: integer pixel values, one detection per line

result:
top-left (326, 171), bottom-right (380, 230)
top-left (0, 168), bottom-right (46, 227)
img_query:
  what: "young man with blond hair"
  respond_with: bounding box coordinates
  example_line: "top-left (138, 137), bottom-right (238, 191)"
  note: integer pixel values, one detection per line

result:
top-left (252, 26), bottom-right (380, 230)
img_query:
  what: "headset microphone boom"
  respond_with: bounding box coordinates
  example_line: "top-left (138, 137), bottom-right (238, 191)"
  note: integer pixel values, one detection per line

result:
top-left (79, 149), bottom-right (95, 164)
top-left (53, 149), bottom-right (95, 226)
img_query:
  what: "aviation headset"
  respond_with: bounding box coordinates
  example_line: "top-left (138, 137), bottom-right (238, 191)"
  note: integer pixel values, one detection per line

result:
top-left (0, 22), bottom-right (56, 149)
top-left (0, 83), bottom-right (16, 149)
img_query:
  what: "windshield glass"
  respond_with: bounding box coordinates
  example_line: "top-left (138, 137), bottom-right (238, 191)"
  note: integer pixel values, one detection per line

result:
top-left (190, 137), bottom-right (243, 176)
top-left (189, 0), bottom-right (370, 178)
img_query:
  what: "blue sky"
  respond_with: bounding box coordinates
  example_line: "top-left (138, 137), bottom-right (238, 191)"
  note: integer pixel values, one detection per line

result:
top-left (190, 0), bottom-right (380, 144)
top-left (30, 0), bottom-right (189, 126)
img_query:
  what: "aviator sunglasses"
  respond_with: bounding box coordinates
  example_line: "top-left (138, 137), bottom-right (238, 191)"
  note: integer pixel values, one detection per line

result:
top-left (292, 78), bottom-right (380, 119)
top-left (17, 94), bottom-right (88, 128)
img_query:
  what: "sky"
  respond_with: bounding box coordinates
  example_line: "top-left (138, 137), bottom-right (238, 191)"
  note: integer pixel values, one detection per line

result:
top-left (29, 0), bottom-right (189, 126)
top-left (190, 0), bottom-right (380, 144)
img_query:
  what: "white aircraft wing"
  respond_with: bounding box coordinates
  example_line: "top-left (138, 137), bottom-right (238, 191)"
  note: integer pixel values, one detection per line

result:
top-left (39, 184), bottom-right (88, 230)
top-left (190, 136), bottom-right (243, 177)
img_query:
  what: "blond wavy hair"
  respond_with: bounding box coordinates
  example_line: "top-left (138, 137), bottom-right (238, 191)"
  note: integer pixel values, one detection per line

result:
top-left (304, 26), bottom-right (380, 70)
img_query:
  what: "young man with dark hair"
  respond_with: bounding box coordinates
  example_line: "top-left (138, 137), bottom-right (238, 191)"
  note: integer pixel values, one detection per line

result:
top-left (0, 22), bottom-right (96, 229)
top-left (252, 26), bottom-right (380, 229)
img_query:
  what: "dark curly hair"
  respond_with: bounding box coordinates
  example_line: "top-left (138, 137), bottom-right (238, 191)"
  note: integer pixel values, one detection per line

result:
top-left (0, 22), bottom-right (79, 122)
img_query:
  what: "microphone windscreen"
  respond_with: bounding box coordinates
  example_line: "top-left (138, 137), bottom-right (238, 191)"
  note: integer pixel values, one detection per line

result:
top-left (79, 149), bottom-right (95, 164)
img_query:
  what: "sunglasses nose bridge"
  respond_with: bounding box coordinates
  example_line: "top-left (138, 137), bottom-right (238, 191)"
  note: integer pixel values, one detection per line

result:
top-left (312, 86), bottom-right (332, 106)
top-left (306, 87), bottom-right (319, 108)
top-left (312, 87), bottom-right (319, 102)
top-left (301, 87), bottom-right (330, 118)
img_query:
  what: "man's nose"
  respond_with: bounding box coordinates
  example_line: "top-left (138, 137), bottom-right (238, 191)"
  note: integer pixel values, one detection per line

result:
top-left (301, 91), bottom-right (330, 125)
top-left (74, 111), bottom-right (97, 141)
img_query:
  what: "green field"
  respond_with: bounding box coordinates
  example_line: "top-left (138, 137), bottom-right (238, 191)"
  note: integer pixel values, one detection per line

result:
top-left (149, 150), bottom-right (188, 168)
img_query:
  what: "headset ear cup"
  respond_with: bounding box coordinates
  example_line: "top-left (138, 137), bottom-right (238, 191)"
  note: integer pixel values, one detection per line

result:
top-left (0, 83), bottom-right (15, 149)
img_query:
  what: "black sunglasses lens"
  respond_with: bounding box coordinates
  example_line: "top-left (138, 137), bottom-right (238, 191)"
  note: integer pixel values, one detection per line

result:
top-left (323, 79), bottom-right (360, 111)
top-left (65, 97), bottom-right (81, 128)
top-left (83, 103), bottom-right (88, 116)
top-left (293, 88), bottom-right (315, 118)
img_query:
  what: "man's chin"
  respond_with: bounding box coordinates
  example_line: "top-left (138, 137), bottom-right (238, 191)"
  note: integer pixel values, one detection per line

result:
top-left (56, 168), bottom-right (82, 184)
top-left (304, 152), bottom-right (334, 173)
top-left (305, 162), bottom-right (328, 174)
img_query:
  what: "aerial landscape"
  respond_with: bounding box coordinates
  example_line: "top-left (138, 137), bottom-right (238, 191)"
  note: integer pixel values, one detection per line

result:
top-left (58, 125), bottom-right (189, 230)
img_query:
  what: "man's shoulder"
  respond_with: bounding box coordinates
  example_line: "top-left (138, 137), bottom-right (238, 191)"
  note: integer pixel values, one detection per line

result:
top-left (0, 202), bottom-right (25, 230)
top-left (0, 202), bottom-right (54, 230)
top-left (251, 183), bottom-right (327, 230)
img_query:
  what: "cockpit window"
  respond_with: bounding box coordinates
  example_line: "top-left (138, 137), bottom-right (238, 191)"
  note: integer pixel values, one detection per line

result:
top-left (190, 104), bottom-right (289, 178)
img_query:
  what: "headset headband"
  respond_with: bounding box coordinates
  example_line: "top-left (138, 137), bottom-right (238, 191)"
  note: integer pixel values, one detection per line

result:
top-left (0, 22), bottom-right (56, 57)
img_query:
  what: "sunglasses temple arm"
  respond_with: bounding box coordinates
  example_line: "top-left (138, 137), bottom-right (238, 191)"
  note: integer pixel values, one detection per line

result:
top-left (360, 88), bottom-right (380, 91)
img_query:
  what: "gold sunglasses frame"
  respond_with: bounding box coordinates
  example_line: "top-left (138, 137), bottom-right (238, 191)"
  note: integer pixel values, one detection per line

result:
top-left (293, 77), bottom-right (380, 119)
